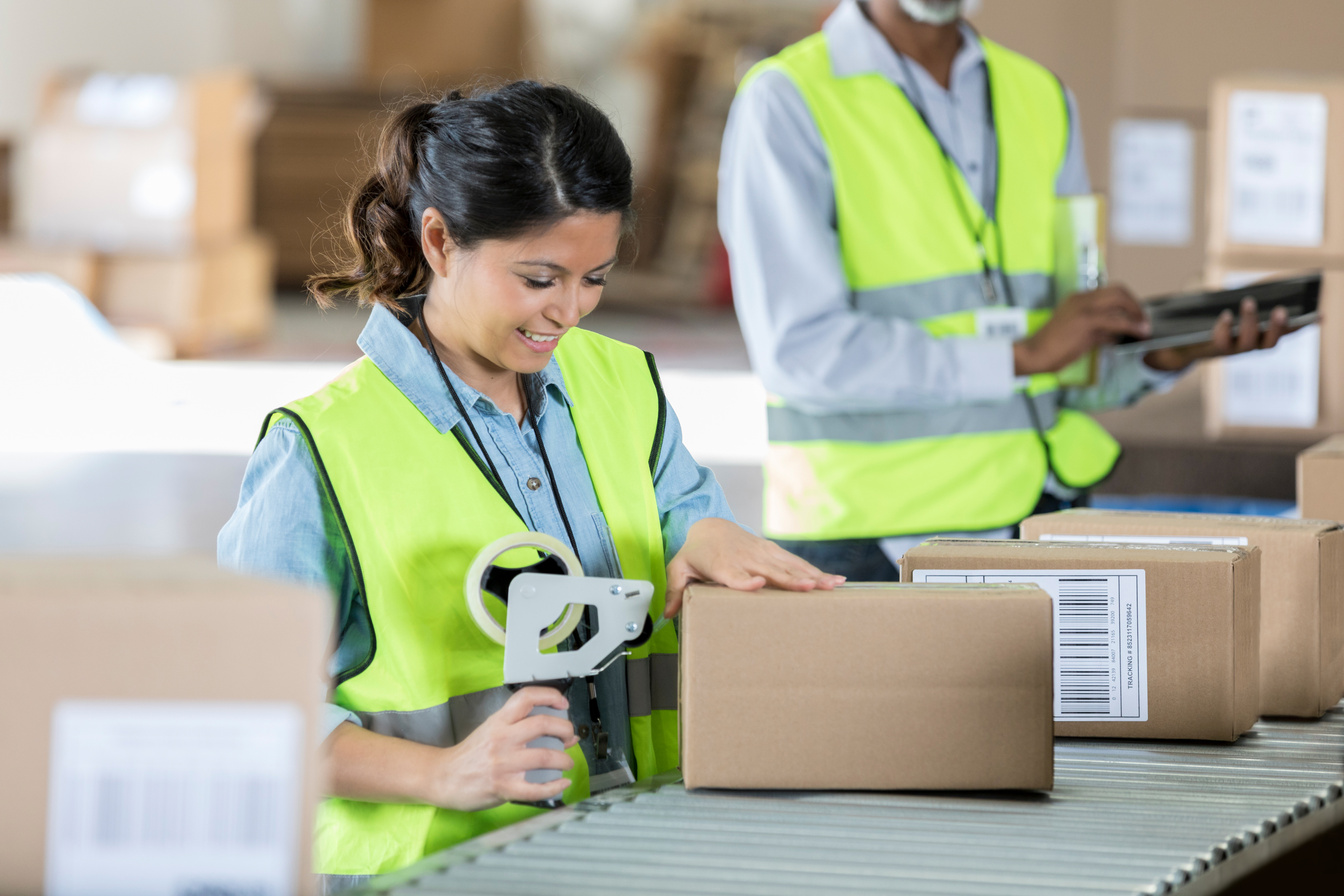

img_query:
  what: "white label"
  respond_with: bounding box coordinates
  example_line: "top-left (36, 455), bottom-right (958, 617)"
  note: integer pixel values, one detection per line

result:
top-left (1220, 324), bottom-right (1320, 428)
top-left (46, 701), bottom-right (304, 896)
top-left (1040, 534), bottom-right (1249, 546)
top-left (912, 569), bottom-right (1148, 722)
top-left (1226, 91), bottom-right (1328, 247)
top-left (1111, 119), bottom-right (1195, 246)
top-left (975, 307), bottom-right (1029, 340)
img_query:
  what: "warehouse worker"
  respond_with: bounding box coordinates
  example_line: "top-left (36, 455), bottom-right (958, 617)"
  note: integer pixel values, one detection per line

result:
top-left (219, 82), bottom-right (842, 890)
top-left (719, 0), bottom-right (1290, 580)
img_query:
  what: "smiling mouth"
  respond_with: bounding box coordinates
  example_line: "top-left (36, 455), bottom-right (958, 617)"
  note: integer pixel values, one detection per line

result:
top-left (519, 328), bottom-right (560, 343)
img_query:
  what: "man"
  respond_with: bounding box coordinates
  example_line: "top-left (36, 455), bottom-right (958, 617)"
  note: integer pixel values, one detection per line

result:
top-left (719, 0), bottom-right (1289, 580)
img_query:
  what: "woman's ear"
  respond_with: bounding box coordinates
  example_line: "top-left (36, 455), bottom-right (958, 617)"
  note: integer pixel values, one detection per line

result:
top-left (420, 207), bottom-right (453, 279)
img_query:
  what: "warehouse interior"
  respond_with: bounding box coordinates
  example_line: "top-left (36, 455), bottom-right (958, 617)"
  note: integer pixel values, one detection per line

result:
top-left (2, 1), bottom-right (1343, 894)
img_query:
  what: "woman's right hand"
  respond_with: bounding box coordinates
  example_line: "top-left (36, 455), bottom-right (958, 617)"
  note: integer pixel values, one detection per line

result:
top-left (428, 686), bottom-right (579, 811)
top-left (1013, 285), bottom-right (1151, 375)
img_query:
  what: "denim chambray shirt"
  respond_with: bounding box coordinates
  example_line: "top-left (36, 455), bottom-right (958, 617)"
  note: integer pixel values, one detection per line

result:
top-left (218, 304), bottom-right (734, 744)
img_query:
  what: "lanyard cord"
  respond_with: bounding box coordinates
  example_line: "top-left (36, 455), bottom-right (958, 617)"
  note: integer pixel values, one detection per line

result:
top-left (892, 44), bottom-right (1014, 308)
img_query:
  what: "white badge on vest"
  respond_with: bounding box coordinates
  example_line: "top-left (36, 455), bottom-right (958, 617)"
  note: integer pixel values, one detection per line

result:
top-left (975, 306), bottom-right (1029, 340)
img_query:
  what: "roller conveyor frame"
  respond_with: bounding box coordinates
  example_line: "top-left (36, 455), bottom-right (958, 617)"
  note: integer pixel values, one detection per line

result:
top-left (356, 705), bottom-right (1344, 895)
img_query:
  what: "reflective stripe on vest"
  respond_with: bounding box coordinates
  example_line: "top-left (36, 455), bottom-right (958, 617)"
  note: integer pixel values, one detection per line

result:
top-left (744, 33), bottom-right (1119, 539)
top-left (270, 328), bottom-right (677, 875)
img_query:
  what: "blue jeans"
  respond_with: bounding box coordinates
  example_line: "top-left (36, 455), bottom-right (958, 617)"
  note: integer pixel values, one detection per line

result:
top-left (772, 538), bottom-right (901, 583)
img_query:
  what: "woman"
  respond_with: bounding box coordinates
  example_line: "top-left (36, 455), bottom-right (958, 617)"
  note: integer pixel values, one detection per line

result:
top-left (218, 81), bottom-right (843, 887)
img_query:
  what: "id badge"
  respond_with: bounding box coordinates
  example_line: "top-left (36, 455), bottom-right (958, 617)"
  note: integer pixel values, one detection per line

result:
top-left (974, 306), bottom-right (1029, 340)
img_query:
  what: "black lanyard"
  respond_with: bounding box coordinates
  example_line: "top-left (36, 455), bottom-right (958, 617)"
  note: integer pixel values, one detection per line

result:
top-left (892, 43), bottom-right (1014, 308)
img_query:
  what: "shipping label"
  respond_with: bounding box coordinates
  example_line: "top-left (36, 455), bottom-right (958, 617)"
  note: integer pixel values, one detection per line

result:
top-left (1039, 534), bottom-right (1249, 547)
top-left (912, 569), bottom-right (1148, 722)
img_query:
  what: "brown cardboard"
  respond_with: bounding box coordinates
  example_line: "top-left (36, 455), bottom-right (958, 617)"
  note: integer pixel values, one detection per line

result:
top-left (1021, 510), bottom-right (1344, 718)
top-left (24, 70), bottom-right (260, 250)
top-left (0, 557), bottom-right (328, 896)
top-left (1201, 262), bottom-right (1344, 441)
top-left (1299, 435), bottom-right (1344, 523)
top-left (1208, 75), bottom-right (1344, 265)
top-left (900, 539), bottom-right (1260, 740)
top-left (1115, 0), bottom-right (1344, 114)
top-left (680, 583), bottom-right (1054, 791)
top-left (99, 232), bottom-right (276, 355)
top-left (0, 239), bottom-right (100, 299)
top-left (365, 0), bottom-right (526, 91)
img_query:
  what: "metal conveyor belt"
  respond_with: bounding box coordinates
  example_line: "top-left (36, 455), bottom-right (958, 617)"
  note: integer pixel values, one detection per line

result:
top-left (360, 703), bottom-right (1344, 895)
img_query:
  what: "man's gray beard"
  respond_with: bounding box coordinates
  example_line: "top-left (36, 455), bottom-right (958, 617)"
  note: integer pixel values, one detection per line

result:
top-left (896, 0), bottom-right (965, 25)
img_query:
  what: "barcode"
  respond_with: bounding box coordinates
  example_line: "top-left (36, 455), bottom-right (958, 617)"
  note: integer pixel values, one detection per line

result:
top-left (1234, 186), bottom-right (1310, 219)
top-left (63, 772), bottom-right (282, 850)
top-left (1057, 578), bottom-right (1114, 716)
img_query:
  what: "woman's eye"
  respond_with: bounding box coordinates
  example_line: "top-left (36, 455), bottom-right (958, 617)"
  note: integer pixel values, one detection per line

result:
top-left (584, 277), bottom-right (608, 287)
top-left (522, 277), bottom-right (553, 289)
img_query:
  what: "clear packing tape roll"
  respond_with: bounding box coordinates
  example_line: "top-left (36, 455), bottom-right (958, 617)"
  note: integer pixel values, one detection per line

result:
top-left (465, 532), bottom-right (585, 649)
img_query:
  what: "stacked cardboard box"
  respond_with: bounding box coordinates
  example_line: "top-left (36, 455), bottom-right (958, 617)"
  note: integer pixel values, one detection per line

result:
top-left (1202, 75), bottom-right (1344, 441)
top-left (1299, 435), bottom-right (1344, 523)
top-left (0, 136), bottom-right (11, 234)
top-left (11, 71), bottom-right (273, 355)
top-left (364, 0), bottom-right (526, 93)
top-left (0, 557), bottom-right (327, 896)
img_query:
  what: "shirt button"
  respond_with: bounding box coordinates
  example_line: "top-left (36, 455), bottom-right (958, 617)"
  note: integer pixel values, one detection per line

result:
top-left (526, 477), bottom-right (542, 491)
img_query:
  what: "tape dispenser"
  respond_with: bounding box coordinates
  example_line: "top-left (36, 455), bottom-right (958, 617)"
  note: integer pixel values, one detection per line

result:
top-left (465, 532), bottom-right (657, 803)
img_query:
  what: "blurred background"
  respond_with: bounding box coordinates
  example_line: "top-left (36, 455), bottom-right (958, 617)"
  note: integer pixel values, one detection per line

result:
top-left (2, 0), bottom-right (1342, 554)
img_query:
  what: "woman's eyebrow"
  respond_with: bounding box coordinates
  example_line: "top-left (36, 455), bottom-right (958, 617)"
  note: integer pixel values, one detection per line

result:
top-left (514, 255), bottom-right (619, 274)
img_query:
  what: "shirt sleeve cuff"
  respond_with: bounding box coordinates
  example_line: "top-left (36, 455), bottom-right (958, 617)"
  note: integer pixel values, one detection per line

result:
top-left (952, 336), bottom-right (1017, 404)
top-left (322, 702), bottom-right (362, 742)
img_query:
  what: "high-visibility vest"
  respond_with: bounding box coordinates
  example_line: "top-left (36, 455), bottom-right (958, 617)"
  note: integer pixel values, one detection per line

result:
top-left (263, 327), bottom-right (679, 875)
top-left (746, 33), bottom-right (1120, 540)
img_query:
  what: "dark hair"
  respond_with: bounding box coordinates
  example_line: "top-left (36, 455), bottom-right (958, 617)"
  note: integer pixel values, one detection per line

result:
top-left (309, 81), bottom-right (635, 309)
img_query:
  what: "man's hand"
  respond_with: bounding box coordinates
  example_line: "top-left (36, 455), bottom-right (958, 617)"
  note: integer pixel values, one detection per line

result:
top-left (1013, 285), bottom-right (1151, 376)
top-left (1143, 298), bottom-right (1293, 372)
top-left (663, 518), bottom-right (845, 618)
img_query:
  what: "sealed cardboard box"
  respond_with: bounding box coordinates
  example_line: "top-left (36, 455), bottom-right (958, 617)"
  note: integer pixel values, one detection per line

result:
top-left (1200, 263), bottom-right (1344, 441)
top-left (24, 70), bottom-right (262, 251)
top-left (365, 0), bottom-right (525, 91)
top-left (680, 583), bottom-right (1054, 792)
top-left (99, 232), bottom-right (275, 356)
top-left (1207, 75), bottom-right (1344, 265)
top-left (1299, 435), bottom-right (1344, 523)
top-left (0, 557), bottom-right (328, 896)
top-left (900, 539), bottom-right (1260, 741)
top-left (1020, 510), bottom-right (1344, 718)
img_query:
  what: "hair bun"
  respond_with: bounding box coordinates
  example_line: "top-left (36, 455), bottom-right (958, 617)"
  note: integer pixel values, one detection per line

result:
top-left (445, 89), bottom-right (465, 103)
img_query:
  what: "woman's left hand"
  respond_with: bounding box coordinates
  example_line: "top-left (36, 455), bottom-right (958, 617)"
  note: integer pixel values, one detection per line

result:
top-left (663, 517), bottom-right (846, 618)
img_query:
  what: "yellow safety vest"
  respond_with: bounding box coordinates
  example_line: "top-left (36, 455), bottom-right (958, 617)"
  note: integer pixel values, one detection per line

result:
top-left (263, 327), bottom-right (679, 875)
top-left (746, 33), bottom-right (1119, 540)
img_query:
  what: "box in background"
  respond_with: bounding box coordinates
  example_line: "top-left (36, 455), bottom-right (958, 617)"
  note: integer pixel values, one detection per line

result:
top-left (900, 538), bottom-right (1260, 741)
top-left (1201, 262), bottom-right (1344, 441)
top-left (0, 240), bottom-right (99, 299)
top-left (0, 136), bottom-right (12, 233)
top-left (0, 557), bottom-right (328, 896)
top-left (99, 232), bottom-right (276, 356)
top-left (680, 583), bottom-right (1054, 792)
top-left (365, 0), bottom-right (526, 91)
top-left (1299, 436), bottom-right (1344, 524)
top-left (1207, 75), bottom-right (1344, 266)
top-left (1020, 510), bottom-right (1344, 718)
top-left (23, 71), bottom-right (263, 251)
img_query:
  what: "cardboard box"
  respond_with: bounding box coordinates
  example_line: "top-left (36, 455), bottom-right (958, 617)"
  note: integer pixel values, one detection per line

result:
top-left (0, 557), bottom-right (328, 896)
top-left (1299, 435), bottom-right (1344, 523)
top-left (1115, 0), bottom-right (1344, 115)
top-left (900, 539), bottom-right (1260, 741)
top-left (0, 239), bottom-right (99, 299)
top-left (1207, 75), bottom-right (1344, 265)
top-left (680, 583), bottom-right (1055, 792)
top-left (1020, 510), bottom-right (1344, 718)
top-left (0, 136), bottom-right (12, 233)
top-left (99, 232), bottom-right (276, 356)
top-left (1201, 262), bottom-right (1344, 441)
top-left (365, 0), bottom-right (525, 91)
top-left (24, 70), bottom-right (261, 251)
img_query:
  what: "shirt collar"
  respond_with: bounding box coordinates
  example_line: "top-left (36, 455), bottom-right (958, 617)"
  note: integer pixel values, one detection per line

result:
top-left (355, 302), bottom-right (573, 435)
top-left (824, 0), bottom-right (985, 88)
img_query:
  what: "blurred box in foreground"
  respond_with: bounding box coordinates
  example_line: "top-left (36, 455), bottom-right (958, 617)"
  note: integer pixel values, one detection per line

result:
top-left (1201, 263), bottom-right (1344, 441)
top-left (0, 557), bottom-right (328, 896)
top-left (365, 0), bottom-right (525, 90)
top-left (1208, 75), bottom-right (1344, 266)
top-left (1299, 435), bottom-right (1344, 523)
top-left (1020, 509), bottom-right (1344, 718)
top-left (680, 583), bottom-right (1055, 792)
top-left (901, 538), bottom-right (1260, 741)
top-left (24, 71), bottom-right (262, 251)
